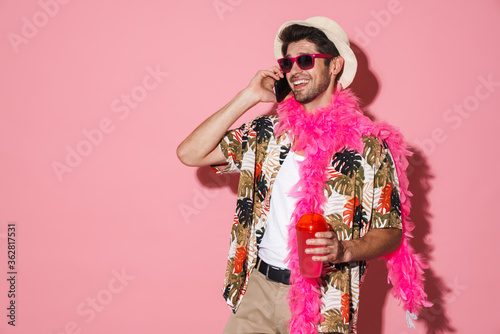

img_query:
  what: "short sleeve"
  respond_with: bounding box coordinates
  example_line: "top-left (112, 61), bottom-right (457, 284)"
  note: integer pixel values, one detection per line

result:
top-left (371, 145), bottom-right (403, 230)
top-left (210, 122), bottom-right (248, 175)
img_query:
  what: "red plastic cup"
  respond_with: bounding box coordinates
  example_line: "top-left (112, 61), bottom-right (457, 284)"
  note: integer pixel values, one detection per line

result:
top-left (296, 213), bottom-right (329, 277)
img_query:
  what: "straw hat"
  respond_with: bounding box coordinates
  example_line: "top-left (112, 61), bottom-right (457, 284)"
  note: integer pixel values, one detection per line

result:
top-left (274, 16), bottom-right (357, 88)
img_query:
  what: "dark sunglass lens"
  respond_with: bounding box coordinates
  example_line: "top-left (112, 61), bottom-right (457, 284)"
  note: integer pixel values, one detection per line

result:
top-left (297, 55), bottom-right (313, 70)
top-left (279, 59), bottom-right (292, 72)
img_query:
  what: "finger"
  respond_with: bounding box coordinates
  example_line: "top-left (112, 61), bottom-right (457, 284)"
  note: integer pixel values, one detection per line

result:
top-left (266, 71), bottom-right (281, 81)
top-left (311, 248), bottom-right (342, 262)
top-left (306, 238), bottom-right (332, 246)
top-left (266, 65), bottom-right (282, 74)
top-left (269, 71), bottom-right (281, 81)
top-left (305, 246), bottom-right (330, 255)
top-left (314, 231), bottom-right (338, 239)
top-left (264, 67), bottom-right (283, 80)
top-left (312, 255), bottom-right (331, 262)
top-left (306, 233), bottom-right (337, 246)
top-left (310, 247), bottom-right (338, 262)
top-left (269, 65), bottom-right (284, 78)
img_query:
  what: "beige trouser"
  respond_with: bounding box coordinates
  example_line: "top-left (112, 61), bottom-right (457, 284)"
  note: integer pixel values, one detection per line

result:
top-left (223, 269), bottom-right (291, 334)
top-left (223, 269), bottom-right (341, 334)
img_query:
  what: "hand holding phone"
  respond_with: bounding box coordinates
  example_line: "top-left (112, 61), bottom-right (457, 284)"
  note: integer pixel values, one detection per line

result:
top-left (274, 76), bottom-right (291, 103)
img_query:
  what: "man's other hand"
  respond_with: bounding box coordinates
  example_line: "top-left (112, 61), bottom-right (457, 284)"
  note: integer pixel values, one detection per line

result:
top-left (305, 228), bottom-right (402, 264)
top-left (305, 231), bottom-right (346, 263)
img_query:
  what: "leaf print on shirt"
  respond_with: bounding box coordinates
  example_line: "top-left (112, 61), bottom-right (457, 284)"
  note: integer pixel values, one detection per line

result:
top-left (390, 187), bottom-right (402, 228)
top-left (377, 182), bottom-right (393, 214)
top-left (327, 269), bottom-right (350, 293)
top-left (235, 224), bottom-right (248, 247)
top-left (332, 150), bottom-right (362, 177)
top-left (374, 163), bottom-right (390, 188)
top-left (391, 186), bottom-right (401, 216)
top-left (233, 247), bottom-right (247, 274)
top-left (326, 166), bottom-right (343, 179)
top-left (241, 129), bottom-right (249, 151)
top-left (327, 174), bottom-right (355, 197)
top-left (256, 227), bottom-right (265, 245)
top-left (225, 125), bottom-right (245, 162)
top-left (343, 197), bottom-right (360, 228)
top-left (238, 170), bottom-right (254, 199)
top-left (361, 181), bottom-right (374, 214)
top-left (320, 309), bottom-right (345, 333)
top-left (279, 145), bottom-right (290, 165)
top-left (255, 162), bottom-right (263, 180)
top-left (341, 293), bottom-right (350, 323)
top-left (362, 136), bottom-right (383, 167)
top-left (326, 151), bottom-right (364, 199)
top-left (232, 125), bottom-right (244, 142)
top-left (374, 147), bottom-right (395, 187)
top-left (326, 213), bottom-right (351, 240)
top-left (255, 172), bottom-right (268, 202)
top-left (353, 202), bottom-right (363, 233)
top-left (357, 211), bottom-right (370, 239)
top-left (261, 148), bottom-right (280, 182)
top-left (253, 201), bottom-right (263, 220)
top-left (253, 116), bottom-right (274, 144)
top-left (223, 281), bottom-right (231, 300)
top-left (226, 270), bottom-right (246, 303)
top-left (236, 198), bottom-right (253, 228)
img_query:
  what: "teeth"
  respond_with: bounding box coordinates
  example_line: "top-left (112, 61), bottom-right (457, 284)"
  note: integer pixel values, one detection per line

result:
top-left (293, 79), bottom-right (309, 85)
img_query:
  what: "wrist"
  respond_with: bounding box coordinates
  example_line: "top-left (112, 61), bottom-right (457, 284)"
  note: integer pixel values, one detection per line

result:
top-left (239, 87), bottom-right (261, 106)
top-left (340, 240), bottom-right (353, 262)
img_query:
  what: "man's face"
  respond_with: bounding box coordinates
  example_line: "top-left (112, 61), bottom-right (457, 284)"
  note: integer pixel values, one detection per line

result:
top-left (285, 40), bottom-right (333, 106)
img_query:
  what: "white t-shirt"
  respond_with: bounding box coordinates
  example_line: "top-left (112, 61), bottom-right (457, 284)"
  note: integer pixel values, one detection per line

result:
top-left (258, 151), bottom-right (305, 269)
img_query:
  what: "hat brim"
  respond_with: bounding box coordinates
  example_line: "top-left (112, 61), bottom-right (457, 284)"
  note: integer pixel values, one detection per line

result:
top-left (273, 18), bottom-right (357, 88)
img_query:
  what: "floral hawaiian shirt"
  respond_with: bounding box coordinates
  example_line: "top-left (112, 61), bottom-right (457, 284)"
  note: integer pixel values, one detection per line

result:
top-left (211, 115), bottom-right (402, 333)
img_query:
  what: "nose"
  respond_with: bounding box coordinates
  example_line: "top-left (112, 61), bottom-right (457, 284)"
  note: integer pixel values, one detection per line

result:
top-left (289, 60), bottom-right (304, 76)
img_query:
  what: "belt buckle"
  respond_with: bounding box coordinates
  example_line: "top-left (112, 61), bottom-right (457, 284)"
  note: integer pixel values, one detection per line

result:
top-left (265, 263), bottom-right (271, 280)
top-left (265, 264), bottom-right (280, 282)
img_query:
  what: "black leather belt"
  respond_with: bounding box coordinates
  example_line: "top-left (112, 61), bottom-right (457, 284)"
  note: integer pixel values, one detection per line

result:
top-left (256, 256), bottom-right (290, 285)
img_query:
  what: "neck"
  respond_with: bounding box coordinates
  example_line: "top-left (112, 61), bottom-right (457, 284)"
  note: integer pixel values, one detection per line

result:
top-left (300, 82), bottom-right (337, 112)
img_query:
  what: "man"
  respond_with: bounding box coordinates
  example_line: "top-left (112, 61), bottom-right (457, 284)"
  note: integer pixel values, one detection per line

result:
top-left (177, 16), bottom-right (428, 334)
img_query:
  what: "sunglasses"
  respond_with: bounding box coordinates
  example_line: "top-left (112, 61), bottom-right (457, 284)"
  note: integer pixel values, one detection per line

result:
top-left (277, 53), bottom-right (333, 73)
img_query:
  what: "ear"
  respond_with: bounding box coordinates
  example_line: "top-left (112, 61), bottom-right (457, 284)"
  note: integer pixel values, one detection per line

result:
top-left (330, 56), bottom-right (344, 76)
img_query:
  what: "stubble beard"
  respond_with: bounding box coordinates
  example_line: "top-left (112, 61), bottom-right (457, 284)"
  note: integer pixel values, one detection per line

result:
top-left (292, 67), bottom-right (331, 104)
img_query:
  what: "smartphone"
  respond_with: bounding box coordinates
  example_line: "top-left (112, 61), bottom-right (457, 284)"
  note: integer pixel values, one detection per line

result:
top-left (274, 76), bottom-right (291, 103)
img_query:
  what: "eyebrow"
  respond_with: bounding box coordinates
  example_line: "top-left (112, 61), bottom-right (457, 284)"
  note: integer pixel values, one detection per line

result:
top-left (285, 51), bottom-right (311, 58)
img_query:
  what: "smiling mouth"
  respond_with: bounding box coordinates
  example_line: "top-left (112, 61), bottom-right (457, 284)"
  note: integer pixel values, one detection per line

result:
top-left (292, 78), bottom-right (310, 90)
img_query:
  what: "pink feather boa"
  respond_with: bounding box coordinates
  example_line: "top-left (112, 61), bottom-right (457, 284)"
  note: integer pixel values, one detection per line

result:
top-left (275, 88), bottom-right (431, 333)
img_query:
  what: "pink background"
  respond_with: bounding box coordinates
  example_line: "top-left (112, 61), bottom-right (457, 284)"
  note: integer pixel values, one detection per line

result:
top-left (1, 0), bottom-right (499, 333)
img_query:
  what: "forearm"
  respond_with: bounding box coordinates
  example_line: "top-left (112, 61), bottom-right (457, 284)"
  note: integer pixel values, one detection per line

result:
top-left (176, 88), bottom-right (259, 167)
top-left (341, 228), bottom-right (402, 262)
